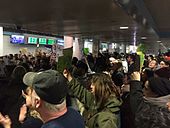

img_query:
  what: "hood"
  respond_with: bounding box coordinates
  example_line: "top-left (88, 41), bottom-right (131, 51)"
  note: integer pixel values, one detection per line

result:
top-left (145, 94), bottom-right (170, 108)
top-left (97, 94), bottom-right (122, 113)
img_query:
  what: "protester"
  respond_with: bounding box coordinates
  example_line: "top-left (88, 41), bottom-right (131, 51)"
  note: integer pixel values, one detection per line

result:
top-left (63, 69), bottom-right (122, 128)
top-left (0, 69), bottom-right (85, 128)
top-left (148, 59), bottom-right (158, 70)
top-left (22, 69), bottom-right (85, 128)
top-left (130, 72), bottom-right (170, 128)
top-left (159, 60), bottom-right (169, 68)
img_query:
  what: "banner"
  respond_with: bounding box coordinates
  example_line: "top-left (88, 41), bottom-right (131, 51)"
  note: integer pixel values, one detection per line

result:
top-left (57, 47), bottom-right (73, 72)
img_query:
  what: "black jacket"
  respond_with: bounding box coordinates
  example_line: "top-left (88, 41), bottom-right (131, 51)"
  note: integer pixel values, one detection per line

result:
top-left (130, 81), bottom-right (170, 128)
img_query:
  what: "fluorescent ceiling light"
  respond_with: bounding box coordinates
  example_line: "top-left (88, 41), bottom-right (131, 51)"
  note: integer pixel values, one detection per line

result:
top-left (120, 26), bottom-right (129, 29)
top-left (157, 40), bottom-right (161, 43)
top-left (141, 37), bottom-right (147, 39)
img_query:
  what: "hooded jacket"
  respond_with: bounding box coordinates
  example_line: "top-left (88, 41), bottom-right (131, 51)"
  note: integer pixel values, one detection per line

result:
top-left (130, 81), bottom-right (170, 128)
top-left (68, 78), bottom-right (122, 128)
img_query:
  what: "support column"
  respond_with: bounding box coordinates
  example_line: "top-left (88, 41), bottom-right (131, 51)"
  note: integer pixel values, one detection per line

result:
top-left (64, 36), bottom-right (73, 49)
top-left (92, 39), bottom-right (99, 57)
top-left (0, 27), bottom-right (3, 56)
top-left (73, 37), bottom-right (83, 60)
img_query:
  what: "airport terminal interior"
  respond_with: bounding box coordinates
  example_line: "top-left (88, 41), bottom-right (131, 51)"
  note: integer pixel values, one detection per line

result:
top-left (0, 0), bottom-right (170, 128)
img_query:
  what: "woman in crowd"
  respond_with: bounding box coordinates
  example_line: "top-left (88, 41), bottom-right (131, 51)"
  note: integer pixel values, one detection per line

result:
top-left (63, 69), bottom-right (122, 128)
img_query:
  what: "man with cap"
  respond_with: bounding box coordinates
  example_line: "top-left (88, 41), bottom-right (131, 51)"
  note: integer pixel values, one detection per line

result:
top-left (22, 69), bottom-right (85, 128)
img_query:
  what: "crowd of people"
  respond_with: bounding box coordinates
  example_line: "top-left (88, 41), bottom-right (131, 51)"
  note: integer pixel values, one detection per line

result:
top-left (0, 50), bottom-right (170, 128)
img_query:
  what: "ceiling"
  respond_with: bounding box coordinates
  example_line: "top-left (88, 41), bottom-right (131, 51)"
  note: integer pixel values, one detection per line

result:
top-left (143, 0), bottom-right (170, 38)
top-left (0, 0), bottom-right (162, 44)
top-left (120, 0), bottom-right (170, 41)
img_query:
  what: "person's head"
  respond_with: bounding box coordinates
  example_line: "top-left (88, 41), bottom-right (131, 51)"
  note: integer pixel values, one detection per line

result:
top-left (141, 68), bottom-right (154, 82)
top-left (167, 102), bottom-right (170, 111)
top-left (40, 57), bottom-right (51, 70)
top-left (114, 61), bottom-right (122, 70)
top-left (22, 70), bottom-right (68, 113)
top-left (121, 84), bottom-right (130, 94)
top-left (159, 60), bottom-right (170, 68)
top-left (90, 73), bottom-right (120, 108)
top-left (11, 65), bottom-right (27, 81)
top-left (0, 56), bottom-right (3, 63)
top-left (148, 55), bottom-right (154, 62)
top-left (9, 65), bottom-right (27, 91)
top-left (126, 54), bottom-right (135, 63)
top-left (154, 67), bottom-right (170, 79)
top-left (109, 57), bottom-right (118, 65)
top-left (71, 57), bottom-right (78, 66)
top-left (73, 60), bottom-right (88, 77)
top-left (143, 77), bottom-right (170, 98)
top-left (148, 59), bottom-right (158, 70)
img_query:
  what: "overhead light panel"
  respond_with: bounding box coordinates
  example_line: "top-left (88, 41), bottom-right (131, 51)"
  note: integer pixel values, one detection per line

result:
top-left (141, 37), bottom-right (147, 39)
top-left (157, 40), bottom-right (161, 43)
top-left (89, 39), bottom-right (93, 42)
top-left (120, 26), bottom-right (129, 30)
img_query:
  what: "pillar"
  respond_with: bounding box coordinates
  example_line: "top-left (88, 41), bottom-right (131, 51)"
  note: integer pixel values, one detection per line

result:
top-left (0, 27), bottom-right (3, 56)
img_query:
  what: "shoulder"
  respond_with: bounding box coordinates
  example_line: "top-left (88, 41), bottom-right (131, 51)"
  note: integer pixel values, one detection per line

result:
top-left (89, 111), bottom-right (118, 128)
top-left (96, 111), bottom-right (117, 121)
top-left (67, 107), bottom-right (82, 116)
top-left (22, 116), bottom-right (43, 128)
top-left (136, 102), bottom-right (170, 128)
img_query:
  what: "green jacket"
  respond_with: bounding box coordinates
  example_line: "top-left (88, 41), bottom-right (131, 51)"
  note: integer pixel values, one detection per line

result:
top-left (68, 78), bottom-right (122, 128)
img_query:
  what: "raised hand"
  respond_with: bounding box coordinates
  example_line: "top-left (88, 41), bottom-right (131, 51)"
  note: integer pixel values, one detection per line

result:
top-left (130, 72), bottom-right (141, 81)
top-left (19, 104), bottom-right (27, 123)
top-left (0, 112), bottom-right (11, 128)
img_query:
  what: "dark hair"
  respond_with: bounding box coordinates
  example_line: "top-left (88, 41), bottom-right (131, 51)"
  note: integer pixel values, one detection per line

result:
top-left (71, 57), bottom-right (78, 66)
top-left (163, 60), bottom-right (170, 67)
top-left (127, 54), bottom-right (135, 61)
top-left (11, 66), bottom-right (27, 89)
top-left (76, 60), bottom-right (88, 73)
top-left (148, 55), bottom-right (154, 60)
top-left (91, 73), bottom-right (120, 109)
top-left (144, 68), bottom-right (154, 78)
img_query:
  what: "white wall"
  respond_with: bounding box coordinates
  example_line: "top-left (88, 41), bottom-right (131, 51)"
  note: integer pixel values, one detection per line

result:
top-left (72, 38), bottom-right (82, 60)
top-left (0, 27), bottom-right (3, 56)
top-left (3, 35), bottom-right (47, 55)
top-left (84, 41), bottom-right (93, 53)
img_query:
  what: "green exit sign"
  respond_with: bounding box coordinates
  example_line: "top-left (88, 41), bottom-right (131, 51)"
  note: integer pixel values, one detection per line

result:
top-left (28, 37), bottom-right (37, 44)
top-left (39, 38), bottom-right (47, 45)
top-left (48, 39), bottom-right (55, 45)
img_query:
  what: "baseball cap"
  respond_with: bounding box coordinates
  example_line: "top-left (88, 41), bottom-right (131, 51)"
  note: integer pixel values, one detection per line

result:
top-left (23, 70), bottom-right (68, 104)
